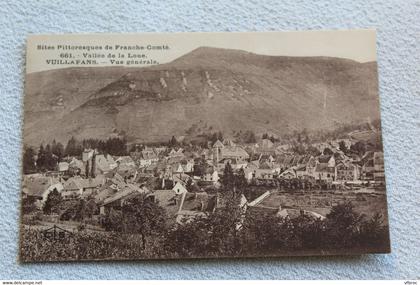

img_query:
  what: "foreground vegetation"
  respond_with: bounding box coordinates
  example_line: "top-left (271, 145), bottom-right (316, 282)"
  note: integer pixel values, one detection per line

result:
top-left (20, 199), bottom-right (390, 262)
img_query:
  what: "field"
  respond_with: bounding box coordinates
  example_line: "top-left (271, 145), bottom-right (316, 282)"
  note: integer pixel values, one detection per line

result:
top-left (19, 226), bottom-right (164, 262)
top-left (258, 190), bottom-right (389, 222)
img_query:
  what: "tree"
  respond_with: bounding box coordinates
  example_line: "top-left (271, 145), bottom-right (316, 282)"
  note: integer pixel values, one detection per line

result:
top-left (358, 213), bottom-right (389, 249)
top-left (44, 144), bottom-right (57, 170)
top-left (22, 197), bottom-right (37, 214)
top-left (36, 144), bottom-right (46, 171)
top-left (22, 146), bottom-right (36, 174)
top-left (235, 168), bottom-right (248, 191)
top-left (244, 130), bottom-right (257, 143)
top-left (350, 141), bottom-right (366, 156)
top-left (221, 162), bottom-right (235, 192)
top-left (323, 147), bottom-right (334, 156)
top-left (43, 188), bottom-right (62, 215)
top-left (122, 195), bottom-right (167, 250)
top-left (168, 136), bottom-right (178, 147)
top-left (325, 202), bottom-right (364, 248)
top-left (103, 208), bottom-right (123, 232)
top-left (165, 193), bottom-right (244, 258)
top-left (193, 158), bottom-right (207, 177)
top-left (51, 140), bottom-right (64, 161)
top-left (104, 137), bottom-right (128, 156)
top-left (217, 131), bottom-right (223, 141)
top-left (339, 140), bottom-right (348, 153)
top-left (65, 136), bottom-right (83, 157)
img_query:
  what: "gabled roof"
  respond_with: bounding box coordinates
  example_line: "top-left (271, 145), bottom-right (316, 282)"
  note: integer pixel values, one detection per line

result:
top-left (102, 187), bottom-right (140, 206)
top-left (318, 155), bottom-right (334, 163)
top-left (213, 140), bottom-right (224, 148)
top-left (221, 146), bottom-right (249, 158)
top-left (179, 192), bottom-right (217, 213)
top-left (94, 183), bottom-right (117, 203)
top-left (64, 176), bottom-right (104, 190)
top-left (259, 161), bottom-right (273, 170)
top-left (173, 173), bottom-right (191, 184)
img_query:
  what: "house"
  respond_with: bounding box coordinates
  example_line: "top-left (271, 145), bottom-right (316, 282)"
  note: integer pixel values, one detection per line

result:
top-left (201, 168), bottom-right (219, 184)
top-left (317, 155), bottom-right (336, 168)
top-left (58, 162), bottom-right (69, 173)
top-left (99, 185), bottom-right (147, 215)
top-left (212, 139), bottom-right (250, 162)
top-left (221, 146), bottom-right (250, 161)
top-left (68, 157), bottom-right (84, 176)
top-left (175, 192), bottom-right (218, 224)
top-left (223, 138), bottom-right (236, 146)
top-left (217, 157), bottom-right (248, 172)
top-left (168, 148), bottom-right (184, 158)
top-left (172, 163), bottom-right (185, 174)
top-left (360, 152), bottom-right (375, 180)
top-left (94, 182), bottom-right (118, 204)
top-left (172, 181), bottom-right (188, 195)
top-left (279, 168), bottom-right (296, 179)
top-left (314, 164), bottom-right (335, 183)
top-left (335, 161), bottom-right (361, 182)
top-left (147, 190), bottom-right (179, 223)
top-left (22, 175), bottom-right (64, 208)
top-left (61, 175), bottom-right (105, 199)
top-left (181, 159), bottom-right (195, 173)
top-left (131, 149), bottom-right (159, 167)
top-left (95, 154), bottom-right (117, 173)
top-left (254, 162), bottom-right (281, 179)
top-left (172, 172), bottom-right (192, 186)
top-left (153, 146), bottom-right (167, 155)
top-left (243, 162), bottom-right (259, 181)
top-left (259, 154), bottom-right (275, 164)
top-left (116, 165), bottom-right (137, 181)
top-left (306, 157), bottom-right (317, 177)
top-left (295, 164), bottom-right (308, 178)
top-left (213, 140), bottom-right (224, 149)
top-left (115, 156), bottom-right (136, 168)
top-left (82, 149), bottom-right (95, 162)
top-left (212, 140), bottom-right (224, 162)
top-left (144, 163), bottom-right (158, 175)
top-left (260, 139), bottom-right (274, 149)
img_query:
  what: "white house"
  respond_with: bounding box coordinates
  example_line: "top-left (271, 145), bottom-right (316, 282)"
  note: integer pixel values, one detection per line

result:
top-left (172, 181), bottom-right (188, 195)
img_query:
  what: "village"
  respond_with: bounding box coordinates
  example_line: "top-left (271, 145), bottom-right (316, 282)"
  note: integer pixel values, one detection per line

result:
top-left (21, 127), bottom-right (387, 233)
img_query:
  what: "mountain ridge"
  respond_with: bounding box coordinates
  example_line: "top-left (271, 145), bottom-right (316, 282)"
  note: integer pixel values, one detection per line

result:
top-left (23, 47), bottom-right (380, 146)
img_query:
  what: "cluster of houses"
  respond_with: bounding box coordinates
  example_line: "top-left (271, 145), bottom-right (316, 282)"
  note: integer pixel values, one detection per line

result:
top-left (22, 135), bottom-right (385, 225)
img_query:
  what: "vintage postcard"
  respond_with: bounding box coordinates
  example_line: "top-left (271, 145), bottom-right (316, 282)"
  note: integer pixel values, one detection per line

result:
top-left (20, 30), bottom-right (390, 262)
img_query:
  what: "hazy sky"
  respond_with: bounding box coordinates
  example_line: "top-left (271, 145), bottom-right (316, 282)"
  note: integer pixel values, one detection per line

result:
top-left (26, 30), bottom-right (376, 73)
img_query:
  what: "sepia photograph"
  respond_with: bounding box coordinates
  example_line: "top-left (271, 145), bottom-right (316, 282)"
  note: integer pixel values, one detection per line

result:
top-left (19, 30), bottom-right (390, 262)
